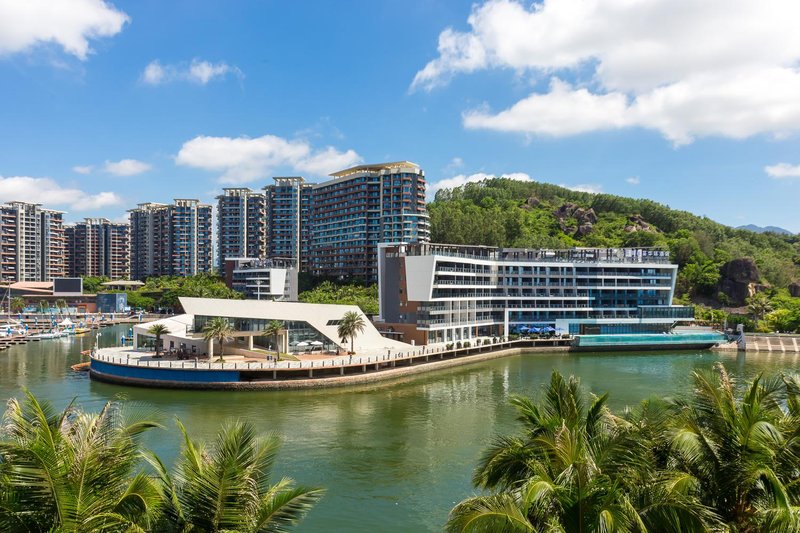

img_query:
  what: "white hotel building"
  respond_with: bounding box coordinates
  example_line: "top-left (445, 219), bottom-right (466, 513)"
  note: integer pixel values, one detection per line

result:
top-left (377, 243), bottom-right (694, 345)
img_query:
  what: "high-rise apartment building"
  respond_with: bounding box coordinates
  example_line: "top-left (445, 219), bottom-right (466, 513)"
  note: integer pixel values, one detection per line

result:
top-left (216, 188), bottom-right (267, 272)
top-left (264, 177), bottom-right (313, 270)
top-left (0, 201), bottom-right (66, 283)
top-left (311, 161), bottom-right (429, 282)
top-left (65, 218), bottom-right (130, 279)
top-left (129, 199), bottom-right (212, 280)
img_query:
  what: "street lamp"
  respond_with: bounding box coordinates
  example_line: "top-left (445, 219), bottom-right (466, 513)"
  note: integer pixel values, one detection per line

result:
top-left (255, 278), bottom-right (263, 301)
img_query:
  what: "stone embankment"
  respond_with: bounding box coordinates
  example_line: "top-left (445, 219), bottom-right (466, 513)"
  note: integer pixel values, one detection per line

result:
top-left (744, 334), bottom-right (800, 353)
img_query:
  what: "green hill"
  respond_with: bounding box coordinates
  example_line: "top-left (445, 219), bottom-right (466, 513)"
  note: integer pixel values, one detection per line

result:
top-left (429, 178), bottom-right (800, 331)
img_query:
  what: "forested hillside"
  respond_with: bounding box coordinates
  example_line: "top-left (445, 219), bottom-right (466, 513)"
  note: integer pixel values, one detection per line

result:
top-left (429, 178), bottom-right (800, 331)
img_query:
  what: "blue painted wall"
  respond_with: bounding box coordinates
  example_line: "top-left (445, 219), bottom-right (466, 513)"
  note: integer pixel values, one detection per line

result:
top-left (91, 359), bottom-right (241, 383)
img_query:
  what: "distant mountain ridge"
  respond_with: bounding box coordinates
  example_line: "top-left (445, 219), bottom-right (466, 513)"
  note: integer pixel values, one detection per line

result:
top-left (736, 224), bottom-right (794, 235)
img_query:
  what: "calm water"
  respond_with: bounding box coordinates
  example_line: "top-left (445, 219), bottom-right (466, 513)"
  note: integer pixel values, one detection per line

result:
top-left (2, 325), bottom-right (799, 532)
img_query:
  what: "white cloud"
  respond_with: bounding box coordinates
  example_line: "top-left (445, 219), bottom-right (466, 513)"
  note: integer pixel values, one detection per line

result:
top-left (0, 0), bottom-right (128, 60)
top-left (626, 176), bottom-right (640, 185)
top-left (175, 134), bottom-right (363, 184)
top-left (141, 59), bottom-right (242, 86)
top-left (464, 78), bottom-right (631, 136)
top-left (765, 163), bottom-right (800, 179)
top-left (428, 171), bottom-right (531, 200)
top-left (103, 158), bottom-right (151, 176)
top-left (72, 165), bottom-right (93, 175)
top-left (415, 0), bottom-right (800, 144)
top-left (141, 60), bottom-right (165, 84)
top-left (562, 183), bottom-right (603, 194)
top-left (0, 175), bottom-right (122, 211)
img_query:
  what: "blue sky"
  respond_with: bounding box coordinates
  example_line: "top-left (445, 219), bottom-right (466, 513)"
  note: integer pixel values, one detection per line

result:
top-left (1, 0), bottom-right (799, 232)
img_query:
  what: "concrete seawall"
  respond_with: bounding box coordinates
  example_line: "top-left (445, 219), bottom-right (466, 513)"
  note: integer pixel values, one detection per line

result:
top-left (89, 345), bottom-right (571, 391)
top-left (744, 335), bottom-right (800, 353)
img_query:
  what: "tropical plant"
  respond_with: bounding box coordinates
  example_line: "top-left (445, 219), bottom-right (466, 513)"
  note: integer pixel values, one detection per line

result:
top-left (0, 390), bottom-right (162, 531)
top-left (147, 323), bottom-right (171, 356)
top-left (447, 371), bottom-right (718, 532)
top-left (202, 316), bottom-right (234, 362)
top-left (54, 298), bottom-right (68, 315)
top-left (262, 320), bottom-right (285, 358)
top-left (747, 292), bottom-right (774, 322)
top-left (147, 420), bottom-right (324, 532)
top-left (337, 311), bottom-right (366, 357)
top-left (667, 364), bottom-right (800, 531)
top-left (9, 296), bottom-right (25, 313)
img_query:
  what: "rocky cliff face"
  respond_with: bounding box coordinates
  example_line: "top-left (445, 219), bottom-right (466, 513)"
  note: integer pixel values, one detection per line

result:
top-left (624, 214), bottom-right (655, 233)
top-left (717, 258), bottom-right (764, 305)
top-left (553, 203), bottom-right (598, 237)
top-left (789, 281), bottom-right (800, 298)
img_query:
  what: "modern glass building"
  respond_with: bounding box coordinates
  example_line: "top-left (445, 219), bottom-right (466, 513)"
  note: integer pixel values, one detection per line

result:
top-left (66, 218), bottom-right (130, 279)
top-left (377, 243), bottom-right (693, 345)
top-left (0, 201), bottom-right (66, 282)
top-left (216, 188), bottom-right (267, 272)
top-left (129, 199), bottom-right (213, 280)
top-left (311, 162), bottom-right (430, 282)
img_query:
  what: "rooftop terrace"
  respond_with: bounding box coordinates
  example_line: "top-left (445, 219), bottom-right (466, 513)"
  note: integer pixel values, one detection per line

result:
top-left (388, 243), bottom-right (673, 264)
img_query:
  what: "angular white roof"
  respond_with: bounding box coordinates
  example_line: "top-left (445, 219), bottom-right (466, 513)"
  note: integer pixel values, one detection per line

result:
top-left (179, 297), bottom-right (413, 353)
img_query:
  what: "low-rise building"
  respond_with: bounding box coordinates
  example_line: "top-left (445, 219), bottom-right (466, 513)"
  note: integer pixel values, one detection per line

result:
top-left (223, 257), bottom-right (298, 301)
top-left (377, 243), bottom-right (693, 345)
top-left (132, 297), bottom-right (412, 356)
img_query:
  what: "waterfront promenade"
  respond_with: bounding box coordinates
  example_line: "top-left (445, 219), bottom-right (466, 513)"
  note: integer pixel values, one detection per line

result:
top-left (90, 337), bottom-right (573, 389)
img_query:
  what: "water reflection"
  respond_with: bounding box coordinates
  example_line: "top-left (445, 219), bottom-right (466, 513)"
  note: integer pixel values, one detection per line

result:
top-left (3, 332), bottom-right (800, 531)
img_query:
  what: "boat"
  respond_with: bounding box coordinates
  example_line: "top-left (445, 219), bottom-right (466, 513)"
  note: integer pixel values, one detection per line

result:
top-left (73, 327), bottom-right (91, 335)
top-left (29, 331), bottom-right (61, 340)
top-left (70, 362), bottom-right (91, 372)
top-left (0, 322), bottom-right (26, 337)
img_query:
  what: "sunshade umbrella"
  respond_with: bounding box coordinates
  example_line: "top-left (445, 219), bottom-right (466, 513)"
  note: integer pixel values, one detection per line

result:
top-left (310, 341), bottom-right (324, 346)
top-left (296, 341), bottom-right (310, 347)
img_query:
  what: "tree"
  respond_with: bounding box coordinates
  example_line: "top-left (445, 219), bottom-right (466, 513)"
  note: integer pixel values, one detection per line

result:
top-left (9, 297), bottom-right (25, 313)
top-left (262, 320), bottom-right (285, 358)
top-left (0, 391), bottom-right (162, 531)
top-left (337, 311), bottom-right (366, 357)
top-left (447, 371), bottom-right (716, 532)
top-left (667, 364), bottom-right (800, 531)
top-left (148, 420), bottom-right (324, 532)
top-left (203, 317), bottom-right (234, 362)
top-left (54, 298), bottom-right (68, 315)
top-left (747, 292), bottom-right (773, 322)
top-left (147, 323), bottom-right (171, 356)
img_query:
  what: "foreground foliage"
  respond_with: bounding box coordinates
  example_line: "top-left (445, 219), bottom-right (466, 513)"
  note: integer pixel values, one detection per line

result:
top-left (0, 392), bottom-right (322, 532)
top-left (448, 364), bottom-right (800, 532)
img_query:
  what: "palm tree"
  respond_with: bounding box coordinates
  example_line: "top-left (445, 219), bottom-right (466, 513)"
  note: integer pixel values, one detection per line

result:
top-left (148, 420), bottom-right (324, 532)
top-left (9, 296), bottom-right (25, 314)
top-left (747, 292), bottom-right (773, 323)
top-left (337, 311), bottom-right (366, 357)
top-left (54, 298), bottom-right (68, 316)
top-left (666, 363), bottom-right (800, 531)
top-left (262, 319), bottom-right (285, 360)
top-left (447, 371), bottom-right (718, 532)
top-left (147, 323), bottom-right (171, 356)
top-left (0, 390), bottom-right (162, 531)
top-left (203, 316), bottom-right (234, 362)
